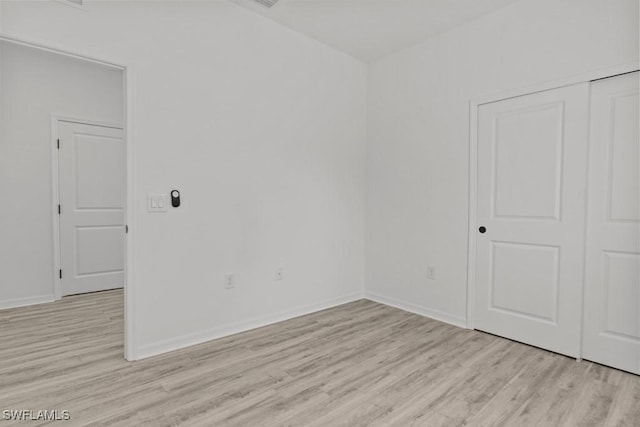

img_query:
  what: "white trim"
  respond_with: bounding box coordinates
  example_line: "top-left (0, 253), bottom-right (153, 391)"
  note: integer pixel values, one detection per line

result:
top-left (137, 292), bottom-right (364, 360)
top-left (577, 83), bottom-right (596, 361)
top-left (51, 116), bottom-right (124, 301)
top-left (0, 36), bottom-right (123, 70)
top-left (465, 62), bottom-right (639, 330)
top-left (364, 291), bottom-right (467, 329)
top-left (3, 35), bottom-right (138, 361)
top-left (471, 62), bottom-right (640, 106)
top-left (0, 295), bottom-right (56, 311)
top-left (55, 115), bottom-right (123, 129)
top-left (123, 66), bottom-right (138, 362)
top-left (53, 0), bottom-right (87, 11)
top-left (51, 119), bottom-right (62, 301)
top-left (465, 99), bottom-right (479, 330)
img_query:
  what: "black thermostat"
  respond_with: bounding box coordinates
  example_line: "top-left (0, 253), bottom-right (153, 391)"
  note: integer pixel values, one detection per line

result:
top-left (171, 190), bottom-right (180, 208)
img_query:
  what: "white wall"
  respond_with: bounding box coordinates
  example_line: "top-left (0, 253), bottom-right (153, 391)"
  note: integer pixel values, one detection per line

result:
top-left (365, 0), bottom-right (639, 326)
top-left (1, 1), bottom-right (367, 358)
top-left (0, 41), bottom-right (123, 308)
top-left (4, 0), bottom-right (633, 359)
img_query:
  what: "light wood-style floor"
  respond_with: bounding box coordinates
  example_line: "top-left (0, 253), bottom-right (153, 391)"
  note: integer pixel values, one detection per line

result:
top-left (1, 290), bottom-right (639, 426)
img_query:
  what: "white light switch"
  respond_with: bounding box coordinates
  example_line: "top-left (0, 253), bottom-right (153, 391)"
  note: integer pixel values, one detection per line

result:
top-left (148, 194), bottom-right (168, 212)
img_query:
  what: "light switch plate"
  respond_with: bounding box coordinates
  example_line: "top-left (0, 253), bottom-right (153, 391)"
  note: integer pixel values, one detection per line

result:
top-left (148, 194), bottom-right (168, 212)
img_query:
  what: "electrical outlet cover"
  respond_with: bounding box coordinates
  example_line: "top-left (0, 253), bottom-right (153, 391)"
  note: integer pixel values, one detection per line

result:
top-left (224, 273), bottom-right (235, 288)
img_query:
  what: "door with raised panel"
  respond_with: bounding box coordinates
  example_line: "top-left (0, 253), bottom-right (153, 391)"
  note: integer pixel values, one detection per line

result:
top-left (58, 120), bottom-right (125, 296)
top-left (475, 83), bottom-right (590, 358)
top-left (583, 72), bottom-right (639, 374)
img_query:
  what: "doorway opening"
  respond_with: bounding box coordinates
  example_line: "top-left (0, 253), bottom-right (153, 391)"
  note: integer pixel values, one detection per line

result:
top-left (0, 37), bottom-right (134, 360)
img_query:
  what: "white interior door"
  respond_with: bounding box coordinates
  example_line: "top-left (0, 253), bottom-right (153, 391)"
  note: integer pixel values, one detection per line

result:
top-left (475, 83), bottom-right (590, 358)
top-left (58, 121), bottom-right (125, 296)
top-left (582, 72), bottom-right (640, 375)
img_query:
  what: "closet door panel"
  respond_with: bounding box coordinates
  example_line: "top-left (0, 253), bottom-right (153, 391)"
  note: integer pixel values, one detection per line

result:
top-left (583, 72), bottom-right (639, 375)
top-left (475, 83), bottom-right (590, 358)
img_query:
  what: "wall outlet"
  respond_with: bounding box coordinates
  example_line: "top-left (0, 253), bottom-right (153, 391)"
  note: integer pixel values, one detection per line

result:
top-left (427, 266), bottom-right (436, 280)
top-left (275, 267), bottom-right (284, 281)
top-left (224, 273), bottom-right (235, 289)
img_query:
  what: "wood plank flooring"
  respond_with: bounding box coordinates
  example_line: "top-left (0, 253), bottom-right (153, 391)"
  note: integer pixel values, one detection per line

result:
top-left (0, 290), bottom-right (638, 426)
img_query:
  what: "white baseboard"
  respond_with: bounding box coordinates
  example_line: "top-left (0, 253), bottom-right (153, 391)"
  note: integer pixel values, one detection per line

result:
top-left (364, 291), bottom-right (467, 329)
top-left (0, 294), bottom-right (55, 310)
top-left (136, 291), bottom-right (364, 360)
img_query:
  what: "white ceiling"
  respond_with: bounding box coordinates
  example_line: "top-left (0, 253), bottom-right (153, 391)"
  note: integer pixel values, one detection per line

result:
top-left (229, 0), bottom-right (521, 62)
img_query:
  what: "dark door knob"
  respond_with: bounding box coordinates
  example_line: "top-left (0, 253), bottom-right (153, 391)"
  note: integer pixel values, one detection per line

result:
top-left (479, 226), bottom-right (486, 233)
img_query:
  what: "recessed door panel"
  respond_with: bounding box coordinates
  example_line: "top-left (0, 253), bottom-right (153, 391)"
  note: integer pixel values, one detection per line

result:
top-left (608, 92), bottom-right (639, 222)
top-left (74, 134), bottom-right (124, 210)
top-left (493, 103), bottom-right (563, 220)
top-left (490, 242), bottom-right (559, 323)
top-left (602, 252), bottom-right (640, 341)
top-left (475, 83), bottom-right (589, 358)
top-left (76, 226), bottom-right (125, 276)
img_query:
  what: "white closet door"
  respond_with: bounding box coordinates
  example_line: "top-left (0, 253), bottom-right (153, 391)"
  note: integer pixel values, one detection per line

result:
top-left (58, 121), bottom-right (125, 296)
top-left (583, 72), bottom-right (639, 375)
top-left (475, 83), bottom-right (590, 358)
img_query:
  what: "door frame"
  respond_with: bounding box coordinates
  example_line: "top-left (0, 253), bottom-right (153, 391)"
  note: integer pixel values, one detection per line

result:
top-left (0, 35), bottom-right (139, 361)
top-left (51, 116), bottom-right (125, 300)
top-left (466, 61), bottom-right (640, 336)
